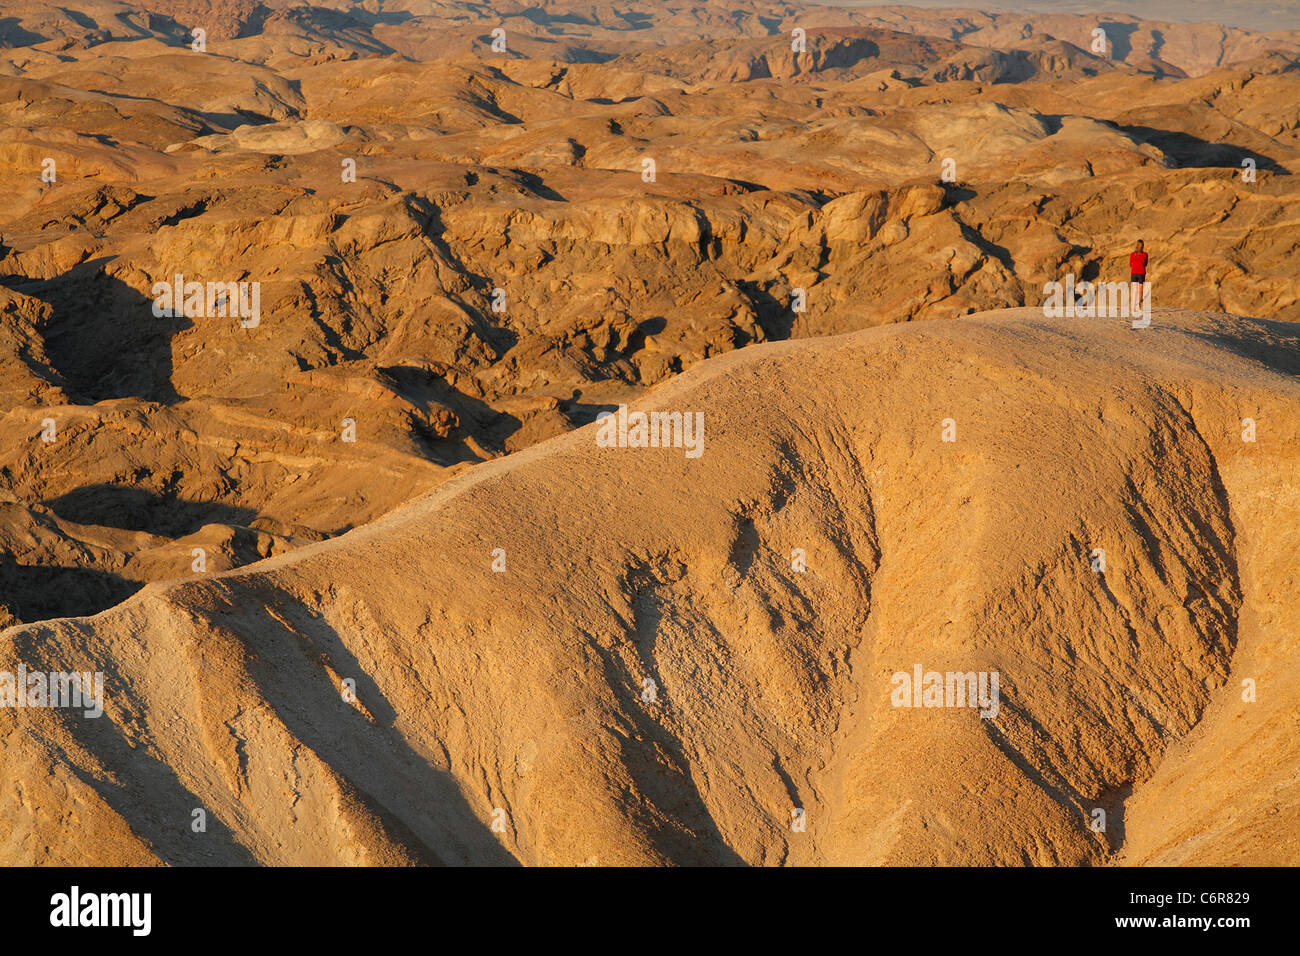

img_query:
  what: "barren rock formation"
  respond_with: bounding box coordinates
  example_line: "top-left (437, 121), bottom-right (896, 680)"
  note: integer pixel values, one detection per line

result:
top-left (0, 1), bottom-right (1297, 866)
top-left (3, 1), bottom-right (1300, 622)
top-left (1, 308), bottom-right (1296, 865)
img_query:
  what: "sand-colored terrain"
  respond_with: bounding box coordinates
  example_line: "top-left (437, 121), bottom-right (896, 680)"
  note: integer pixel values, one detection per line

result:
top-left (3, 1), bottom-right (1300, 622)
top-left (1, 307), bottom-right (1297, 865)
top-left (0, 1), bottom-right (1297, 865)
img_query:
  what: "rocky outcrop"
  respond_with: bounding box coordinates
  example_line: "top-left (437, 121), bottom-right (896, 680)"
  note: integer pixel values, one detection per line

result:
top-left (1, 309), bottom-right (1295, 865)
top-left (0, 0), bottom-right (1297, 629)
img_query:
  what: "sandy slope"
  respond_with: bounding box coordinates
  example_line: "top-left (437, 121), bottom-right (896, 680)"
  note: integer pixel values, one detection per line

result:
top-left (1, 306), bottom-right (1295, 865)
top-left (5, 0), bottom-right (1300, 626)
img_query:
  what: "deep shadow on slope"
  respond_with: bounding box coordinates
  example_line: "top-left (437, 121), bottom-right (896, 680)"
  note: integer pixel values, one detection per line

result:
top-left (222, 587), bottom-right (521, 865)
top-left (0, 555), bottom-right (141, 623)
top-left (1115, 125), bottom-right (1290, 173)
top-left (47, 485), bottom-right (256, 537)
top-left (3, 260), bottom-right (190, 404)
top-left (41, 705), bottom-right (262, 865)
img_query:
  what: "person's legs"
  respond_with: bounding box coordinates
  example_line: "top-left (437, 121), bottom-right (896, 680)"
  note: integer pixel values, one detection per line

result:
top-left (1130, 273), bottom-right (1144, 311)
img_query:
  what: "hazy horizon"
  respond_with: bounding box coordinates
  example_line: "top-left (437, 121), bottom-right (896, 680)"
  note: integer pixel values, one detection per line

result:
top-left (818, 0), bottom-right (1300, 31)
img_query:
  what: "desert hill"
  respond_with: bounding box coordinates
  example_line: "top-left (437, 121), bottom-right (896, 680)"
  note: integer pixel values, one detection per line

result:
top-left (1, 307), bottom-right (1296, 865)
top-left (0, 1), bottom-right (1298, 866)
top-left (2, 0), bottom-right (1300, 625)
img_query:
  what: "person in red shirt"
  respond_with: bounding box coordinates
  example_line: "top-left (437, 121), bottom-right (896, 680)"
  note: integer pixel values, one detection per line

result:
top-left (1129, 240), bottom-right (1149, 310)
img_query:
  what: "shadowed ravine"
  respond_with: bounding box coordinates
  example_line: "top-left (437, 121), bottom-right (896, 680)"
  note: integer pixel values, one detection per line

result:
top-left (1, 309), bottom-right (1295, 865)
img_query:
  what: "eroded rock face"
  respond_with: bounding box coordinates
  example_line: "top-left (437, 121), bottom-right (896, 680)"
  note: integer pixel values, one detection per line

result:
top-left (1, 309), bottom-right (1296, 865)
top-left (1, 1), bottom-right (1298, 628)
top-left (0, 1), bottom-right (1296, 865)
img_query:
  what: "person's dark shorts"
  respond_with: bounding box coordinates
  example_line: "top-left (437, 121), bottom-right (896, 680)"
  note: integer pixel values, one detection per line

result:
top-left (1130, 274), bottom-right (1146, 283)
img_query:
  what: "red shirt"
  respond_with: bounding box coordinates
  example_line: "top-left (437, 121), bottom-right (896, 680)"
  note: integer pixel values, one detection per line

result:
top-left (1129, 251), bottom-right (1148, 276)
